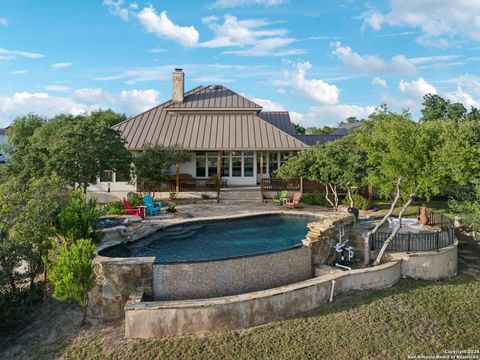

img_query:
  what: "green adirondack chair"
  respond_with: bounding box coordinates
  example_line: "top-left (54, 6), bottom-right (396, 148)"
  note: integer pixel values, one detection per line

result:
top-left (272, 190), bottom-right (288, 206)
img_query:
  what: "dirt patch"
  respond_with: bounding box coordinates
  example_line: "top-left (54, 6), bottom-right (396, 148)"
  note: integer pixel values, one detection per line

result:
top-left (0, 294), bottom-right (125, 360)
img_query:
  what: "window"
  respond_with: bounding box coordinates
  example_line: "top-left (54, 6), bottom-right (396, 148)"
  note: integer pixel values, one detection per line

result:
top-left (243, 152), bottom-right (254, 177)
top-left (232, 156), bottom-right (242, 177)
top-left (100, 170), bottom-right (113, 182)
top-left (221, 154), bottom-right (230, 177)
top-left (196, 153), bottom-right (206, 177)
top-left (115, 171), bottom-right (129, 182)
top-left (269, 152), bottom-right (278, 175)
top-left (207, 157), bottom-right (217, 177)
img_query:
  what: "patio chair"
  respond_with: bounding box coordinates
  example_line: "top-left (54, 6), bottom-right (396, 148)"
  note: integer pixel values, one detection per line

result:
top-left (272, 190), bottom-right (289, 206)
top-left (143, 195), bottom-right (162, 216)
top-left (285, 192), bottom-right (302, 209)
top-left (123, 199), bottom-right (145, 219)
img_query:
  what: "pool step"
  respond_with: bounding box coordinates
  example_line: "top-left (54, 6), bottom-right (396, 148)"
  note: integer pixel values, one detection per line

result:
top-left (219, 188), bottom-right (263, 204)
top-left (160, 225), bottom-right (205, 240)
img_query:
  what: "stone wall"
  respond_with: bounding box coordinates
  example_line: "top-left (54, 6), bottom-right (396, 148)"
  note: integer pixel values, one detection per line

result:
top-left (302, 213), bottom-right (357, 266)
top-left (152, 246), bottom-right (312, 300)
top-left (88, 256), bottom-right (155, 319)
top-left (125, 239), bottom-right (457, 338)
top-left (125, 261), bottom-right (402, 338)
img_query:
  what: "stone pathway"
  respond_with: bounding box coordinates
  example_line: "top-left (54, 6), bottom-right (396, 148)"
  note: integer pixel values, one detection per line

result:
top-left (456, 230), bottom-right (480, 277)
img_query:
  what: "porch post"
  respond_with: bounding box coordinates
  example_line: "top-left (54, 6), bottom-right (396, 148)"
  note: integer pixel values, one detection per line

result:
top-left (216, 151), bottom-right (221, 203)
top-left (300, 176), bottom-right (303, 194)
top-left (175, 163), bottom-right (180, 193)
top-left (260, 151), bottom-right (264, 203)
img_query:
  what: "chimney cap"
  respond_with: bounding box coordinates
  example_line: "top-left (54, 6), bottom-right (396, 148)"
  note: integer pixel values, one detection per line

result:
top-left (174, 68), bottom-right (183, 72)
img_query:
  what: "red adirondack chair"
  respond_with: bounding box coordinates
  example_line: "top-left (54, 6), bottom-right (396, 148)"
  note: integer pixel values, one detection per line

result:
top-left (285, 192), bottom-right (302, 209)
top-left (123, 199), bottom-right (145, 219)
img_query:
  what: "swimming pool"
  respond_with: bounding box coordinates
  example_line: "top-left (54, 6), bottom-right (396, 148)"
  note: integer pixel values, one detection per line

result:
top-left (99, 214), bottom-right (316, 263)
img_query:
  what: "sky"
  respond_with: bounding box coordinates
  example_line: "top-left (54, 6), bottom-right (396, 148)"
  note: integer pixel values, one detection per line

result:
top-left (1, 0), bottom-right (479, 128)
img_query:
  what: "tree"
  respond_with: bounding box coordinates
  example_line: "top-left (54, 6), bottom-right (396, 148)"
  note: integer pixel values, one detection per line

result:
top-left (421, 94), bottom-right (467, 122)
top-left (90, 109), bottom-right (127, 127)
top-left (339, 116), bottom-right (360, 126)
top-left (277, 134), bottom-right (367, 210)
top-left (292, 123), bottom-right (306, 135)
top-left (449, 180), bottom-right (480, 239)
top-left (57, 190), bottom-right (102, 244)
top-left (357, 113), bottom-right (445, 265)
top-left (134, 145), bottom-right (191, 189)
top-left (7, 113), bottom-right (133, 190)
top-left (48, 239), bottom-right (95, 324)
top-left (305, 126), bottom-right (334, 135)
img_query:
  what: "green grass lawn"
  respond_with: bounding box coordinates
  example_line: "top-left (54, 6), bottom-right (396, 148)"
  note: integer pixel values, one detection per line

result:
top-left (62, 276), bottom-right (480, 360)
top-left (371, 200), bottom-right (451, 217)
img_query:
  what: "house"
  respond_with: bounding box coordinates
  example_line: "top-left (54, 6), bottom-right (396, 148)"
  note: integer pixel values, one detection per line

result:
top-left (88, 69), bottom-right (343, 198)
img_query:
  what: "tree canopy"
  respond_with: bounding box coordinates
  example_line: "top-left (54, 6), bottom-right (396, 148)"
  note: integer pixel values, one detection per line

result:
top-left (6, 110), bottom-right (132, 190)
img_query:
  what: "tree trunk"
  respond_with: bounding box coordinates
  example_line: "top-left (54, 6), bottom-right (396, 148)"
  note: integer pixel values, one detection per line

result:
top-left (324, 184), bottom-right (335, 209)
top-left (363, 176), bottom-right (403, 265)
top-left (81, 297), bottom-right (89, 325)
top-left (328, 183), bottom-right (339, 211)
top-left (347, 186), bottom-right (354, 207)
top-left (373, 194), bottom-right (415, 265)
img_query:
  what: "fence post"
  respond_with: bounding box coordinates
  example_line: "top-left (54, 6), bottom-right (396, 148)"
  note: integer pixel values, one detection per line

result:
top-left (175, 163), bottom-right (180, 193)
top-left (407, 233), bottom-right (411, 254)
top-left (436, 232), bottom-right (439, 252)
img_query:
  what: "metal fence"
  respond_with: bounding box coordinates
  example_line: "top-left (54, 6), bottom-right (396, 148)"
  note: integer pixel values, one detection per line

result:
top-left (369, 212), bottom-right (455, 253)
top-left (138, 178), bottom-right (218, 193)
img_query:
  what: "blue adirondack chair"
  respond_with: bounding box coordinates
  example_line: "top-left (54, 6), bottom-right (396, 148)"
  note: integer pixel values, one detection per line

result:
top-left (143, 195), bottom-right (162, 216)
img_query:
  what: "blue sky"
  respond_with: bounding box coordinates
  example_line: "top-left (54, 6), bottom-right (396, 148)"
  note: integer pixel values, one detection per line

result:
top-left (1, 0), bottom-right (479, 128)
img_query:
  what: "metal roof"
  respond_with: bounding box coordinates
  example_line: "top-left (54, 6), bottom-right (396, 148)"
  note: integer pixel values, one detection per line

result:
top-left (257, 112), bottom-right (296, 135)
top-left (115, 111), bottom-right (308, 151)
top-left (166, 85), bottom-right (262, 110)
top-left (294, 135), bottom-right (344, 145)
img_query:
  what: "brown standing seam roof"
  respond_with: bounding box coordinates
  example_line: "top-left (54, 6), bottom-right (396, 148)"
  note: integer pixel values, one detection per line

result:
top-left (166, 85), bottom-right (262, 110)
top-left (113, 85), bottom-right (310, 151)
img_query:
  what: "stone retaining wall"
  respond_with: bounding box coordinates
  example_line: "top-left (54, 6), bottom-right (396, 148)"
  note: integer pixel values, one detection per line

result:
top-left (153, 246), bottom-right (312, 300)
top-left (124, 241), bottom-right (457, 338)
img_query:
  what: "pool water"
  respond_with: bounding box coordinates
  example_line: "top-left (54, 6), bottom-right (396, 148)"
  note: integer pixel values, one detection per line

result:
top-left (99, 214), bottom-right (316, 263)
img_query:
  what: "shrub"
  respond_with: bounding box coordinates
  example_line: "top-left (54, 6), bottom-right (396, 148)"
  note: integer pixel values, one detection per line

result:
top-left (101, 201), bottom-right (126, 215)
top-left (201, 193), bottom-right (210, 200)
top-left (169, 192), bottom-right (177, 201)
top-left (48, 239), bottom-right (95, 324)
top-left (166, 204), bottom-right (177, 213)
top-left (301, 190), bottom-right (333, 207)
top-left (128, 193), bottom-right (144, 206)
top-left (0, 286), bottom-right (44, 334)
top-left (343, 193), bottom-right (371, 211)
top-left (57, 190), bottom-right (102, 243)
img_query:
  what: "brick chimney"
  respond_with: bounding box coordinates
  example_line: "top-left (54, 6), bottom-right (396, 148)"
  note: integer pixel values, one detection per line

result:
top-left (172, 68), bottom-right (184, 103)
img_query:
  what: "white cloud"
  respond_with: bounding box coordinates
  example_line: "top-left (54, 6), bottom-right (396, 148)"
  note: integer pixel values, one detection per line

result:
top-left (361, 1), bottom-right (480, 46)
top-left (0, 88), bottom-right (160, 127)
top-left (252, 98), bottom-right (285, 111)
top-left (38, 85), bottom-right (70, 92)
top-left (9, 70), bottom-right (27, 75)
top-left (148, 48), bottom-right (167, 53)
top-left (51, 62), bottom-right (73, 70)
top-left (399, 77), bottom-right (437, 99)
top-left (295, 104), bottom-right (376, 127)
top-left (445, 75), bottom-right (480, 108)
top-left (331, 42), bottom-right (416, 75)
top-left (372, 77), bottom-right (387, 88)
top-left (208, 0), bottom-right (287, 8)
top-left (103, 0), bottom-right (130, 21)
top-left (0, 18), bottom-right (8, 26)
top-left (283, 61), bottom-right (340, 104)
top-left (0, 47), bottom-right (43, 59)
top-left (200, 15), bottom-right (303, 56)
top-left (137, 7), bottom-right (199, 48)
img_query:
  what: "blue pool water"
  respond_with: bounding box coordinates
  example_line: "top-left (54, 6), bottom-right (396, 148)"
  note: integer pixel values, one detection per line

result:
top-left (99, 214), bottom-right (316, 263)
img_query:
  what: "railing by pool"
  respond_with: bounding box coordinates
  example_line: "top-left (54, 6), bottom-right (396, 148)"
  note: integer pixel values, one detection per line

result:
top-left (369, 212), bottom-right (455, 253)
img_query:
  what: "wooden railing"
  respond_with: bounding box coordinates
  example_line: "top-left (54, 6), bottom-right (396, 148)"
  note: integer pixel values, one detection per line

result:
top-left (138, 178), bottom-right (219, 193)
top-left (261, 178), bottom-right (301, 191)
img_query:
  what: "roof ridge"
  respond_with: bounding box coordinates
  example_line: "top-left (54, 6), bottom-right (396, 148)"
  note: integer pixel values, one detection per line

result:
top-left (112, 86), bottom-right (206, 129)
